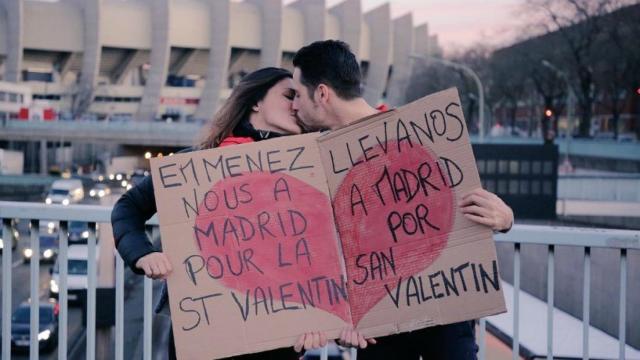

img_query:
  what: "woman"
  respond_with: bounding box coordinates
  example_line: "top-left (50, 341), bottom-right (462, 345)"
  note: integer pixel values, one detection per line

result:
top-left (111, 67), bottom-right (327, 359)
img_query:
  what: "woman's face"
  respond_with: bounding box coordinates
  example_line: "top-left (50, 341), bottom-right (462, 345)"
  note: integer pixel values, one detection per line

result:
top-left (251, 78), bottom-right (302, 135)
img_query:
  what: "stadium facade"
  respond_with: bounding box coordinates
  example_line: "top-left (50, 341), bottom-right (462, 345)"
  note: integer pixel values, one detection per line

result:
top-left (0, 0), bottom-right (442, 123)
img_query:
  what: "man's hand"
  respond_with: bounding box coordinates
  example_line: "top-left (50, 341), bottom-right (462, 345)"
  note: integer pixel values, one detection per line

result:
top-left (135, 252), bottom-right (173, 279)
top-left (460, 188), bottom-right (514, 232)
top-left (337, 328), bottom-right (376, 349)
top-left (294, 332), bottom-right (328, 354)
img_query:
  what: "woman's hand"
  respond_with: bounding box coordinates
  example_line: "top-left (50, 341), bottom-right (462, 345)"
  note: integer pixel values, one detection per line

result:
top-left (460, 188), bottom-right (514, 232)
top-left (294, 332), bottom-right (328, 354)
top-left (337, 328), bottom-right (377, 349)
top-left (135, 252), bottom-right (173, 279)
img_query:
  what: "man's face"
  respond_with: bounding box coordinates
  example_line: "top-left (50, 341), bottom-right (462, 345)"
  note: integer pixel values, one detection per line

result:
top-left (292, 68), bottom-right (327, 131)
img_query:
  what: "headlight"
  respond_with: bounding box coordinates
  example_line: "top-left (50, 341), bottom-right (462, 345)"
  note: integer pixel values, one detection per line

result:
top-left (126, 184), bottom-right (132, 190)
top-left (116, 174), bottom-right (123, 181)
top-left (98, 190), bottom-right (105, 197)
top-left (82, 230), bottom-right (89, 239)
top-left (13, 230), bottom-right (19, 238)
top-left (89, 190), bottom-right (96, 197)
top-left (50, 279), bottom-right (59, 293)
top-left (23, 248), bottom-right (33, 258)
top-left (43, 249), bottom-right (54, 259)
top-left (48, 222), bottom-right (55, 230)
top-left (38, 329), bottom-right (51, 341)
top-left (121, 180), bottom-right (128, 187)
top-left (98, 175), bottom-right (104, 181)
top-left (109, 174), bottom-right (115, 180)
top-left (45, 198), bottom-right (52, 205)
top-left (62, 199), bottom-right (70, 206)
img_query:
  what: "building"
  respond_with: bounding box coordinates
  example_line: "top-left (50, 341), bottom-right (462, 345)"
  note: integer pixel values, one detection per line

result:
top-left (0, 0), bottom-right (442, 123)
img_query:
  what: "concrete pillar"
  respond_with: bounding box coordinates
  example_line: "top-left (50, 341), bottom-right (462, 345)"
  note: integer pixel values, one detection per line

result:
top-left (195, 0), bottom-right (230, 121)
top-left (111, 50), bottom-right (144, 85)
top-left (328, 0), bottom-right (361, 56)
top-left (249, 0), bottom-right (283, 68)
top-left (428, 34), bottom-right (442, 58)
top-left (58, 52), bottom-right (78, 80)
top-left (1, 0), bottom-right (23, 82)
top-left (72, 0), bottom-right (102, 117)
top-left (413, 23), bottom-right (430, 58)
top-left (39, 140), bottom-right (47, 175)
top-left (289, 0), bottom-right (326, 44)
top-left (386, 14), bottom-right (414, 107)
top-left (137, 0), bottom-right (171, 122)
top-left (363, 4), bottom-right (391, 106)
top-left (170, 49), bottom-right (197, 76)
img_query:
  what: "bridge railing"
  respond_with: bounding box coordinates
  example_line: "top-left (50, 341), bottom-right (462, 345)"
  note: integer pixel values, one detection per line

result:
top-left (1, 201), bottom-right (638, 360)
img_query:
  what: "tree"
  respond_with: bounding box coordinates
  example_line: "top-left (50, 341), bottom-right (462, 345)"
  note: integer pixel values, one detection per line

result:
top-left (489, 48), bottom-right (530, 135)
top-left (524, 0), bottom-right (633, 137)
top-left (592, 6), bottom-right (640, 138)
top-left (405, 47), bottom-right (496, 136)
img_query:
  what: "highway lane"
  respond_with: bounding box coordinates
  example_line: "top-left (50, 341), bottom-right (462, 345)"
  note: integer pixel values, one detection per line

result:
top-left (0, 233), bottom-right (83, 359)
top-left (0, 187), bottom-right (126, 359)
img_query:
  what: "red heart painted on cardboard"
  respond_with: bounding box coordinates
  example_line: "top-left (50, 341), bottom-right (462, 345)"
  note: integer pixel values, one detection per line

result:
top-left (194, 172), bottom-right (351, 323)
top-left (333, 141), bottom-right (455, 326)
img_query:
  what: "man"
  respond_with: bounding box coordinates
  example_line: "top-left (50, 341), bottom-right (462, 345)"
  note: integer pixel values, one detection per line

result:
top-left (290, 40), bottom-right (513, 359)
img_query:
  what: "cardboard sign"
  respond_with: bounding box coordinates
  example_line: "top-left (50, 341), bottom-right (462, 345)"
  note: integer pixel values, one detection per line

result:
top-left (150, 133), bottom-right (351, 359)
top-left (150, 88), bottom-right (506, 359)
top-left (316, 87), bottom-right (506, 337)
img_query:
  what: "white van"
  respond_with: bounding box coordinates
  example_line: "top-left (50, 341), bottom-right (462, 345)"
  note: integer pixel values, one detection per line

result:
top-left (45, 179), bottom-right (84, 205)
top-left (49, 245), bottom-right (99, 301)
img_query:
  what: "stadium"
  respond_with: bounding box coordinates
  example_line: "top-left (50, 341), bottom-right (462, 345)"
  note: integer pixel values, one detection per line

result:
top-left (0, 0), bottom-right (441, 123)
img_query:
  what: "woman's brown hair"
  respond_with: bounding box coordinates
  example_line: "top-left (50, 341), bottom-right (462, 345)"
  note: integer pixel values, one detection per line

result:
top-left (198, 67), bottom-right (292, 149)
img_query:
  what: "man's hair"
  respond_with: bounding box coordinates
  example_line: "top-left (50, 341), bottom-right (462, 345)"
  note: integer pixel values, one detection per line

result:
top-left (293, 40), bottom-right (362, 100)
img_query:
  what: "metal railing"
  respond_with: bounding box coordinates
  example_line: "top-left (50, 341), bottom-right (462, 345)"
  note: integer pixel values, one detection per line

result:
top-left (0, 202), bottom-right (138, 360)
top-left (1, 201), bottom-right (638, 360)
top-left (491, 225), bottom-right (639, 360)
top-left (0, 120), bottom-right (201, 146)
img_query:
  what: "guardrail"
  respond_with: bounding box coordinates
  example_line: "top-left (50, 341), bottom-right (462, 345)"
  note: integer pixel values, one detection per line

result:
top-left (1, 202), bottom-right (638, 360)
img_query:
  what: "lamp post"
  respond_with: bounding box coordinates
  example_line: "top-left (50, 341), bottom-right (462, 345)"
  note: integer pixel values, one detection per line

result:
top-left (410, 54), bottom-right (485, 142)
top-left (541, 59), bottom-right (574, 172)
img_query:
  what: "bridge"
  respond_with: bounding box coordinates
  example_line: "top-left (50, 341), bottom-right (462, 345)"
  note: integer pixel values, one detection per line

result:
top-left (2, 121), bottom-right (640, 163)
top-left (0, 120), bottom-right (201, 147)
top-left (0, 200), bottom-right (639, 360)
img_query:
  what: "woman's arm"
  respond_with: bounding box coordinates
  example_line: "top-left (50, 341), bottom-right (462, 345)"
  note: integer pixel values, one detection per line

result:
top-left (111, 175), bottom-right (159, 274)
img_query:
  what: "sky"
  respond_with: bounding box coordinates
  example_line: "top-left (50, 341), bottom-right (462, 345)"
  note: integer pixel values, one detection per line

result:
top-left (292, 0), bottom-right (527, 54)
top-left (42, 0), bottom-right (527, 54)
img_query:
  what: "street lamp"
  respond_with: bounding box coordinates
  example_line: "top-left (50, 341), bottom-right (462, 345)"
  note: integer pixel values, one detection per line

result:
top-left (541, 59), bottom-right (574, 172)
top-left (410, 54), bottom-right (485, 142)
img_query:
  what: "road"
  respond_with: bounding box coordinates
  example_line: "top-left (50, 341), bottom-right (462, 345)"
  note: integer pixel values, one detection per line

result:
top-left (0, 229), bottom-right (83, 359)
top-left (66, 186), bottom-right (168, 359)
top-left (0, 185), bottom-right (127, 358)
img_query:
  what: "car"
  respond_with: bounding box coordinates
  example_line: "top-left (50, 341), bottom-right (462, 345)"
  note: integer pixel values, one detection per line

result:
top-left (10, 299), bottom-right (59, 352)
top-left (128, 169), bottom-right (149, 188)
top-left (108, 172), bottom-right (128, 182)
top-left (23, 222), bottom-right (58, 263)
top-left (49, 245), bottom-right (98, 302)
top-left (68, 221), bottom-right (90, 244)
top-left (0, 220), bottom-right (19, 252)
top-left (88, 183), bottom-right (111, 198)
top-left (45, 179), bottom-right (84, 206)
top-left (107, 172), bottom-right (130, 189)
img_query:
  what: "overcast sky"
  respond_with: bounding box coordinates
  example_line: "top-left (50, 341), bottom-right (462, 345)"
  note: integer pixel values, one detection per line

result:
top-left (42, 0), bottom-right (527, 54)
top-left (286, 0), bottom-right (527, 54)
